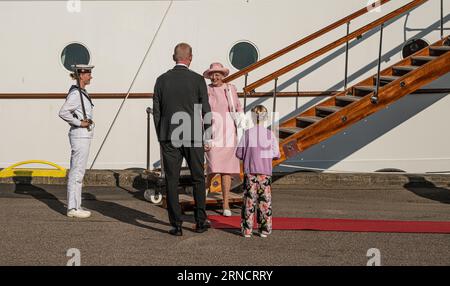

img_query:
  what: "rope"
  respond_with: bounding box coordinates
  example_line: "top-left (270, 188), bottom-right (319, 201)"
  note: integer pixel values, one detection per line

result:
top-left (90, 1), bottom-right (174, 169)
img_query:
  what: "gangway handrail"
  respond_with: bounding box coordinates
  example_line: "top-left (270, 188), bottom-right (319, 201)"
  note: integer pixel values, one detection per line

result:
top-left (243, 0), bottom-right (428, 94)
top-left (224, 0), bottom-right (392, 83)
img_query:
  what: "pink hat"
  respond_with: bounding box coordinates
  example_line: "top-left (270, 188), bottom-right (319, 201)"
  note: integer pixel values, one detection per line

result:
top-left (203, 62), bottom-right (230, 78)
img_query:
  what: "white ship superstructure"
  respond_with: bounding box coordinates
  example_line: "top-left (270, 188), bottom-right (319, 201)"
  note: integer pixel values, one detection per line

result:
top-left (0, 0), bottom-right (449, 173)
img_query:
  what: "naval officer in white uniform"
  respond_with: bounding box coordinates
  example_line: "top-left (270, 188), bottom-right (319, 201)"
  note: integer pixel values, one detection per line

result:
top-left (59, 65), bottom-right (95, 218)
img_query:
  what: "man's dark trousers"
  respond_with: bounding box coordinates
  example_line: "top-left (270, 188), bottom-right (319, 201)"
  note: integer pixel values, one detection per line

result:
top-left (160, 141), bottom-right (206, 227)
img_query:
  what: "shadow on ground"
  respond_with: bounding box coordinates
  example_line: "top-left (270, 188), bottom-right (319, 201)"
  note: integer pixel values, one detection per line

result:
top-left (13, 176), bottom-right (67, 215)
top-left (82, 192), bottom-right (171, 234)
top-left (12, 176), bottom-right (171, 234)
top-left (403, 175), bottom-right (450, 204)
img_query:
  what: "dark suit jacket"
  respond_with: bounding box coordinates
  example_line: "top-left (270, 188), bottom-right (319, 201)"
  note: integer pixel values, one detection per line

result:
top-left (153, 65), bottom-right (211, 144)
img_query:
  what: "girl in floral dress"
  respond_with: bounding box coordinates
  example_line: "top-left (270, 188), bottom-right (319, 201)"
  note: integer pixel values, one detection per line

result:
top-left (236, 105), bottom-right (280, 237)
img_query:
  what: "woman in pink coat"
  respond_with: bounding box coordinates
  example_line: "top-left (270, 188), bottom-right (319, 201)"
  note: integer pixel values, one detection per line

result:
top-left (203, 63), bottom-right (243, 216)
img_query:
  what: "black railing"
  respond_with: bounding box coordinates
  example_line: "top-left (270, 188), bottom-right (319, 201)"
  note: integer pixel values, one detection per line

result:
top-left (372, 23), bottom-right (385, 105)
top-left (344, 21), bottom-right (351, 90)
top-left (441, 0), bottom-right (444, 39)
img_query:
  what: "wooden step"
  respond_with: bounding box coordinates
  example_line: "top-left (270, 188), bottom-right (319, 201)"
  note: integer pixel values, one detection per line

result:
top-left (279, 126), bottom-right (303, 134)
top-left (278, 127), bottom-right (303, 139)
top-left (353, 86), bottom-right (376, 97)
top-left (373, 75), bottom-right (401, 85)
top-left (392, 65), bottom-right (419, 76)
top-left (429, 46), bottom-right (450, 56)
top-left (445, 37), bottom-right (450, 46)
top-left (411, 55), bottom-right (437, 66)
top-left (296, 116), bottom-right (322, 128)
top-left (296, 116), bottom-right (322, 123)
top-left (315, 105), bottom-right (343, 117)
top-left (335, 95), bottom-right (361, 106)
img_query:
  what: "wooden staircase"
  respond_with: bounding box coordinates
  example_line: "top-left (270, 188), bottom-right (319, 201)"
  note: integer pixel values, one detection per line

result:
top-left (274, 39), bottom-right (450, 166)
top-left (205, 0), bottom-right (449, 196)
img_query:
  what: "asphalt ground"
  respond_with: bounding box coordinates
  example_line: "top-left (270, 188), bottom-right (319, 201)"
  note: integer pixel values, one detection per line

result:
top-left (0, 183), bottom-right (449, 266)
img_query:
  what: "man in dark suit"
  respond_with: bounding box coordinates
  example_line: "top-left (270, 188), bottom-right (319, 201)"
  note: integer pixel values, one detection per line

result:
top-left (153, 43), bottom-right (211, 236)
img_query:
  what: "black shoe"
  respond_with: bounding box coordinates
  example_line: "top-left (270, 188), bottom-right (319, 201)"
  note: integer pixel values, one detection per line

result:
top-left (194, 224), bottom-right (208, 233)
top-left (169, 226), bottom-right (183, 236)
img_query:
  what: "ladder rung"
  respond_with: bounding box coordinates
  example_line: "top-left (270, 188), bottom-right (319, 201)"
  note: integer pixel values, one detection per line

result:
top-left (429, 46), bottom-right (450, 51)
top-left (429, 45), bottom-right (450, 56)
top-left (316, 106), bottom-right (342, 113)
top-left (335, 95), bottom-right (361, 103)
top-left (354, 86), bottom-right (376, 91)
top-left (278, 127), bottom-right (303, 134)
top-left (411, 56), bottom-right (437, 61)
top-left (393, 65), bottom-right (419, 71)
top-left (374, 75), bottom-right (401, 82)
top-left (296, 116), bottom-right (322, 123)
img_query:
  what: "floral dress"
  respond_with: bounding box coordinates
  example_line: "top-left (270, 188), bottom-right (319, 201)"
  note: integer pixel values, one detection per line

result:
top-left (241, 174), bottom-right (273, 236)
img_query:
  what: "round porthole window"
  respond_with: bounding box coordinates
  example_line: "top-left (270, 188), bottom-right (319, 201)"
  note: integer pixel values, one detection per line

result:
top-left (229, 41), bottom-right (259, 70)
top-left (402, 38), bottom-right (428, 58)
top-left (61, 43), bottom-right (91, 72)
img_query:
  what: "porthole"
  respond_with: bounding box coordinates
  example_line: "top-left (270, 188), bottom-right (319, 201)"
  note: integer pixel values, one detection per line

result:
top-left (375, 168), bottom-right (406, 173)
top-left (402, 38), bottom-right (429, 58)
top-left (229, 41), bottom-right (259, 70)
top-left (61, 42), bottom-right (91, 72)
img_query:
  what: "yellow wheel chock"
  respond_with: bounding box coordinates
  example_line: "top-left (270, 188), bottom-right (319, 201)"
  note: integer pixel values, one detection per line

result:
top-left (209, 174), bottom-right (223, 193)
top-left (0, 160), bottom-right (67, 178)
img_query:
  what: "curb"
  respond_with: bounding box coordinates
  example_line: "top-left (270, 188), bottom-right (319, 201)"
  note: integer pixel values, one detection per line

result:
top-left (1, 170), bottom-right (449, 190)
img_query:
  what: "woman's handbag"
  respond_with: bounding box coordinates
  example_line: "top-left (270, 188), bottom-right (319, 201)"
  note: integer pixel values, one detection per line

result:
top-left (225, 85), bottom-right (249, 140)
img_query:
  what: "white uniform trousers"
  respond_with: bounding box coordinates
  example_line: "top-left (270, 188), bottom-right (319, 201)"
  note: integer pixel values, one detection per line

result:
top-left (67, 136), bottom-right (91, 210)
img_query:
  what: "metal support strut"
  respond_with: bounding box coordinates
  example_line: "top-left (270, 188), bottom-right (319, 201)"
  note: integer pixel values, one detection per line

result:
top-left (441, 0), bottom-right (444, 40)
top-left (344, 21), bottom-right (351, 90)
top-left (146, 107), bottom-right (153, 171)
top-left (372, 23), bottom-right (384, 104)
top-left (243, 73), bottom-right (248, 112)
top-left (272, 78), bottom-right (278, 128)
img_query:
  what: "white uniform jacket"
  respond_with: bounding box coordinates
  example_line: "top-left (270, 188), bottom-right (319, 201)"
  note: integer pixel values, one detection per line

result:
top-left (59, 85), bottom-right (94, 138)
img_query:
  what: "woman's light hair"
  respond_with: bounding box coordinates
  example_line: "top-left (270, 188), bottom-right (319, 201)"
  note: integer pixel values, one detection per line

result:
top-left (251, 105), bottom-right (268, 123)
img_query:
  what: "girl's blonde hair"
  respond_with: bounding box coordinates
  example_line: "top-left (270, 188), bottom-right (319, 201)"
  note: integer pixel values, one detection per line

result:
top-left (251, 105), bottom-right (268, 123)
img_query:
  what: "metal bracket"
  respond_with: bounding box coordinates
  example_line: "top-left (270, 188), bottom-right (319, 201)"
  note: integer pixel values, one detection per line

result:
top-left (370, 95), bottom-right (379, 104)
top-left (283, 140), bottom-right (301, 159)
top-left (445, 36), bottom-right (450, 46)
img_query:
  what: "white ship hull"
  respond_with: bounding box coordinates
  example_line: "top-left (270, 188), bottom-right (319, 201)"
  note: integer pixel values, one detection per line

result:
top-left (0, 0), bottom-right (449, 173)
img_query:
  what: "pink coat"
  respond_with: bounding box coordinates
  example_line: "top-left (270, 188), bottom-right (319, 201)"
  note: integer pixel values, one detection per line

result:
top-left (206, 83), bottom-right (243, 174)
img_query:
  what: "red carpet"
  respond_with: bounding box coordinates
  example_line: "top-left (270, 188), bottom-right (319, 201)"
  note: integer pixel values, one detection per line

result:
top-left (208, 216), bottom-right (450, 234)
